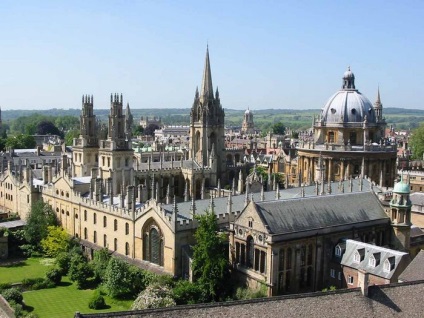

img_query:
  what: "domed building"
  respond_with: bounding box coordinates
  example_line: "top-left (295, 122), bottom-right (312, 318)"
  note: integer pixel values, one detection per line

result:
top-left (288, 67), bottom-right (397, 188)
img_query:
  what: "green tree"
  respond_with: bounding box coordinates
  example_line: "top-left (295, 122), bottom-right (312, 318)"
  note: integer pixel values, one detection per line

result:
top-left (92, 248), bottom-right (111, 282)
top-left (272, 122), bottom-right (285, 135)
top-left (64, 129), bottom-right (80, 146)
top-left (5, 134), bottom-right (36, 149)
top-left (24, 200), bottom-right (57, 250)
top-left (410, 123), bottom-right (424, 159)
top-left (41, 226), bottom-right (70, 257)
top-left (68, 253), bottom-right (92, 289)
top-left (192, 209), bottom-right (230, 301)
top-left (104, 257), bottom-right (130, 297)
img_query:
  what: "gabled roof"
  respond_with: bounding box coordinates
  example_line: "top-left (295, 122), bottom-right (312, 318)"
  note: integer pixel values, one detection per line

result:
top-left (398, 250), bottom-right (424, 282)
top-left (252, 192), bottom-right (388, 234)
top-left (340, 240), bottom-right (409, 279)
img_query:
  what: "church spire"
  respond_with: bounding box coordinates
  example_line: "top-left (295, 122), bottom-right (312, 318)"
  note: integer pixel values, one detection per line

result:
top-left (200, 45), bottom-right (214, 103)
top-left (374, 86), bottom-right (383, 121)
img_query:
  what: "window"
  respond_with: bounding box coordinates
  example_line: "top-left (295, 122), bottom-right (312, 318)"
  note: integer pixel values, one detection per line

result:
top-left (384, 257), bottom-right (395, 272)
top-left (114, 238), bottom-right (118, 251)
top-left (125, 242), bottom-right (130, 256)
top-left (369, 256), bottom-right (376, 267)
top-left (93, 213), bottom-right (97, 224)
top-left (93, 231), bottom-right (97, 243)
top-left (84, 210), bottom-right (87, 221)
top-left (114, 219), bottom-right (118, 231)
top-left (246, 236), bottom-right (254, 268)
top-left (348, 275), bottom-right (354, 285)
top-left (125, 223), bottom-right (129, 235)
top-left (248, 219), bottom-right (253, 228)
top-left (330, 269), bottom-right (335, 278)
top-left (354, 252), bottom-right (360, 263)
top-left (84, 228), bottom-right (87, 239)
top-left (328, 131), bottom-right (335, 143)
top-left (103, 216), bottom-right (107, 227)
top-left (335, 245), bottom-right (342, 257)
top-left (103, 234), bottom-right (107, 247)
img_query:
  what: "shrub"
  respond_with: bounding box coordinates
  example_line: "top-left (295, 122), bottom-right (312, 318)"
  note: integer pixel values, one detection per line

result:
top-left (132, 283), bottom-right (176, 310)
top-left (45, 268), bottom-right (62, 285)
top-left (88, 290), bottom-right (106, 309)
top-left (55, 252), bottom-right (71, 275)
top-left (172, 280), bottom-right (203, 305)
top-left (0, 283), bottom-right (12, 292)
top-left (22, 277), bottom-right (54, 290)
top-left (1, 288), bottom-right (23, 304)
top-left (68, 254), bottom-right (92, 289)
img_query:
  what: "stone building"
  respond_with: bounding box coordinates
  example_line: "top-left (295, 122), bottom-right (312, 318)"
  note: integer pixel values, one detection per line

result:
top-left (241, 108), bottom-right (255, 135)
top-left (285, 68), bottom-right (397, 188)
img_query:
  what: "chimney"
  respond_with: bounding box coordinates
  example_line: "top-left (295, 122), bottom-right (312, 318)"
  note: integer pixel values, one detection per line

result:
top-left (358, 269), bottom-right (370, 297)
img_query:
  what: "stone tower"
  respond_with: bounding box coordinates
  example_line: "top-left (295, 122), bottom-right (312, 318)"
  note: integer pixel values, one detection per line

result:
top-left (73, 95), bottom-right (99, 177)
top-left (241, 108), bottom-right (255, 135)
top-left (99, 94), bottom-right (134, 194)
top-left (390, 175), bottom-right (412, 252)
top-left (189, 47), bottom-right (225, 186)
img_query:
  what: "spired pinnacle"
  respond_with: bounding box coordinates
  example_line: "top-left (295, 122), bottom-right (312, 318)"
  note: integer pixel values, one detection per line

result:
top-left (200, 46), bottom-right (214, 103)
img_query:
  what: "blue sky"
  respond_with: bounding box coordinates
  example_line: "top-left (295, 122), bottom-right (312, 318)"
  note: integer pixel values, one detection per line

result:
top-left (1, 0), bottom-right (423, 110)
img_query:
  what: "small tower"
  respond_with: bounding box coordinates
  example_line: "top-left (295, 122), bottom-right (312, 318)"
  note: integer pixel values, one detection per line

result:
top-left (342, 66), bottom-right (355, 90)
top-left (241, 107), bottom-right (255, 135)
top-left (390, 175), bottom-right (412, 252)
top-left (373, 87), bottom-right (383, 122)
top-left (73, 95), bottom-right (99, 177)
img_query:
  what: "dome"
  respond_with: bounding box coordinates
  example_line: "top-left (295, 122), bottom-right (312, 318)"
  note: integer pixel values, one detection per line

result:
top-left (393, 179), bottom-right (410, 194)
top-left (320, 68), bottom-right (377, 124)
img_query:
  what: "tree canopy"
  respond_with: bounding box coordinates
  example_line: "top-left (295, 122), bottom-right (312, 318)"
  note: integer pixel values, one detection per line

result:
top-left (410, 123), bottom-right (424, 159)
top-left (41, 226), bottom-right (70, 257)
top-left (5, 134), bottom-right (36, 149)
top-left (192, 208), bottom-right (230, 301)
top-left (144, 124), bottom-right (160, 136)
top-left (271, 122), bottom-right (285, 135)
top-left (36, 120), bottom-right (63, 137)
top-left (25, 200), bottom-right (57, 249)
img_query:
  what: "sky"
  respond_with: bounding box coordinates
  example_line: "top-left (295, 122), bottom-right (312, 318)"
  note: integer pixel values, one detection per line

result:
top-left (1, 0), bottom-right (424, 111)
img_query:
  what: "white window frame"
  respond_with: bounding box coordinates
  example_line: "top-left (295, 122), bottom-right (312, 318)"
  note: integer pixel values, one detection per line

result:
top-left (335, 245), bottom-right (342, 257)
top-left (383, 259), bottom-right (392, 272)
top-left (369, 256), bottom-right (376, 267)
top-left (348, 275), bottom-right (354, 285)
top-left (330, 269), bottom-right (335, 278)
top-left (353, 252), bottom-right (360, 263)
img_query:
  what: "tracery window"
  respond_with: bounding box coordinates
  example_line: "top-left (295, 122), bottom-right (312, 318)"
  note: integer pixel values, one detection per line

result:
top-left (142, 221), bottom-right (164, 266)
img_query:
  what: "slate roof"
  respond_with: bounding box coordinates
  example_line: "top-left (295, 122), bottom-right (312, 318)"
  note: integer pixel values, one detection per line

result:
top-left (253, 192), bottom-right (388, 234)
top-left (76, 281), bottom-right (424, 318)
top-left (410, 192), bottom-right (424, 208)
top-left (398, 250), bottom-right (424, 282)
top-left (161, 178), bottom-right (381, 223)
top-left (340, 240), bottom-right (409, 279)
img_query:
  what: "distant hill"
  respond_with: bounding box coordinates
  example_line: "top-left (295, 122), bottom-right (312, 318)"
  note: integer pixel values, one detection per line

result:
top-left (2, 107), bottom-right (423, 131)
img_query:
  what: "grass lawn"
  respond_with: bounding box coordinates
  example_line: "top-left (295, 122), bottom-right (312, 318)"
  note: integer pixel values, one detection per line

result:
top-left (0, 257), bottom-right (55, 284)
top-left (23, 277), bottom-right (133, 318)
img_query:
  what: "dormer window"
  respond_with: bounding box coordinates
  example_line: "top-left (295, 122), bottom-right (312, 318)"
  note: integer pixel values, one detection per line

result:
top-left (354, 248), bottom-right (365, 263)
top-left (369, 252), bottom-right (381, 267)
top-left (384, 257), bottom-right (395, 272)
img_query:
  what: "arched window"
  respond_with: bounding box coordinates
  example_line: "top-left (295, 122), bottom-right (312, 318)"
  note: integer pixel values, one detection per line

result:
top-left (142, 221), bottom-right (164, 266)
top-left (93, 213), bottom-right (97, 224)
top-left (84, 228), bottom-right (87, 239)
top-left (84, 210), bottom-right (87, 221)
top-left (103, 216), bottom-right (107, 227)
top-left (114, 238), bottom-right (118, 251)
top-left (93, 231), bottom-right (97, 243)
top-left (125, 242), bottom-right (130, 256)
top-left (114, 219), bottom-right (118, 231)
top-left (125, 222), bottom-right (130, 235)
top-left (103, 234), bottom-right (107, 247)
top-left (246, 236), bottom-right (254, 268)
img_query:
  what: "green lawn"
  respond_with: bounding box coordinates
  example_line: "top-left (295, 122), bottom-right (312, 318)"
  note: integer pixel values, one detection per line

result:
top-left (0, 257), bottom-right (55, 284)
top-left (23, 277), bottom-right (132, 318)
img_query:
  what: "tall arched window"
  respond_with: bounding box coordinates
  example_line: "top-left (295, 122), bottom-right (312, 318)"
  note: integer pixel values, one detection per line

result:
top-left (103, 216), bottom-right (107, 227)
top-left (84, 227), bottom-right (87, 239)
top-left (246, 236), bottom-right (254, 268)
top-left (114, 238), bottom-right (118, 251)
top-left (93, 231), bottom-right (97, 243)
top-left (125, 242), bottom-right (130, 256)
top-left (114, 219), bottom-right (118, 231)
top-left (142, 221), bottom-right (164, 266)
top-left (125, 223), bottom-right (129, 235)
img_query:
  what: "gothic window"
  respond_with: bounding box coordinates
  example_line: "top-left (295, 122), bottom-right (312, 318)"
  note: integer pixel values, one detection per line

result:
top-left (335, 245), bottom-right (342, 257)
top-left (300, 246), bottom-right (306, 266)
top-left (287, 248), bottom-right (292, 270)
top-left (279, 249), bottom-right (285, 271)
top-left (349, 132), bottom-right (357, 145)
top-left (93, 231), bottom-right (97, 243)
top-left (246, 236), bottom-right (254, 268)
top-left (103, 234), bottom-right (107, 247)
top-left (84, 228), bottom-right (87, 239)
top-left (93, 213), bottom-right (97, 224)
top-left (125, 242), bottom-right (130, 256)
top-left (307, 244), bottom-right (313, 264)
top-left (125, 222), bottom-right (129, 235)
top-left (84, 210), bottom-right (87, 221)
top-left (103, 216), bottom-right (107, 227)
top-left (114, 238), bottom-right (118, 251)
top-left (114, 219), bottom-right (118, 231)
top-left (142, 221), bottom-right (164, 266)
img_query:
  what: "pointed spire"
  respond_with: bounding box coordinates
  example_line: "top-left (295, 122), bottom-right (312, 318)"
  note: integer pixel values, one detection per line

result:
top-left (227, 192), bottom-right (232, 214)
top-left (215, 86), bottom-right (219, 99)
top-left (200, 45), bottom-right (214, 103)
top-left (209, 194), bottom-right (215, 212)
top-left (275, 183), bottom-right (280, 200)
